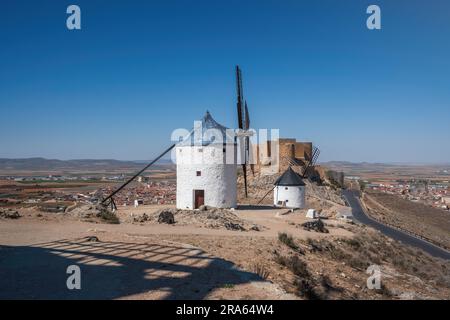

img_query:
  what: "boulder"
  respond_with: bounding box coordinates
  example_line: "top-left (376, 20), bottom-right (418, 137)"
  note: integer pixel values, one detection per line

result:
top-left (301, 218), bottom-right (329, 233)
top-left (224, 222), bottom-right (245, 231)
top-left (158, 211), bottom-right (175, 224)
top-left (0, 209), bottom-right (21, 219)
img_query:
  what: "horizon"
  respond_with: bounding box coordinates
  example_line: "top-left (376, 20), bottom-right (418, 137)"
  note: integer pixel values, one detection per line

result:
top-left (1, 156), bottom-right (450, 167)
top-left (1, 1), bottom-right (450, 163)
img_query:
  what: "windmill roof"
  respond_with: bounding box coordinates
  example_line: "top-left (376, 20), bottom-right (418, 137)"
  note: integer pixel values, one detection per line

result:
top-left (178, 111), bottom-right (236, 146)
top-left (274, 167), bottom-right (306, 186)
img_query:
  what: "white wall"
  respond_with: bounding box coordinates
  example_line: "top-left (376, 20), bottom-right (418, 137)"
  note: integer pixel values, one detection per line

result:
top-left (176, 144), bottom-right (237, 209)
top-left (273, 185), bottom-right (305, 208)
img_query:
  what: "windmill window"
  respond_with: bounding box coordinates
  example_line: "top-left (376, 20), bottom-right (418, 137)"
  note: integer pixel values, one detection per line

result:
top-left (285, 187), bottom-right (289, 190)
top-left (196, 171), bottom-right (201, 176)
top-left (198, 148), bottom-right (203, 152)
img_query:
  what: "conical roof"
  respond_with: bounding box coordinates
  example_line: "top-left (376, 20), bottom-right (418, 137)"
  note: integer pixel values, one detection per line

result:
top-left (178, 111), bottom-right (236, 146)
top-left (274, 167), bottom-right (305, 186)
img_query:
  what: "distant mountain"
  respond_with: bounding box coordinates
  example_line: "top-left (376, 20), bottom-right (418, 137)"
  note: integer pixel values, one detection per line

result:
top-left (0, 158), bottom-right (173, 171)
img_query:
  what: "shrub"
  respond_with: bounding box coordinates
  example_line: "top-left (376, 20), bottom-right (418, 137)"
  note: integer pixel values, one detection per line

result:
top-left (251, 262), bottom-right (271, 280)
top-left (294, 278), bottom-right (321, 300)
top-left (278, 232), bottom-right (298, 251)
top-left (97, 208), bottom-right (120, 224)
top-left (274, 253), bottom-right (310, 279)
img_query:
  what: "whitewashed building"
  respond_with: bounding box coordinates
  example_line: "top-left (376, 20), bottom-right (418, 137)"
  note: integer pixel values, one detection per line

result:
top-left (273, 167), bottom-right (306, 209)
top-left (176, 111), bottom-right (237, 209)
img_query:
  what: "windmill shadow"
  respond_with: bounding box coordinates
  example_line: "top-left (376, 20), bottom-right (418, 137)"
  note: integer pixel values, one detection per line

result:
top-left (0, 238), bottom-right (263, 300)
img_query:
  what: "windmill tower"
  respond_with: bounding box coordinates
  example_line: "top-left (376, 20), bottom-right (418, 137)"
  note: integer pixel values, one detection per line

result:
top-left (176, 111), bottom-right (237, 209)
top-left (273, 167), bottom-right (306, 209)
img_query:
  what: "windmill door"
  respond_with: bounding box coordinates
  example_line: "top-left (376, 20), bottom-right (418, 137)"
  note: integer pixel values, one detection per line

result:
top-left (194, 190), bottom-right (204, 209)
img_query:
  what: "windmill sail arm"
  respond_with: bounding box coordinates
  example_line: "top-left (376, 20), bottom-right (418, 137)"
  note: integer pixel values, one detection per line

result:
top-left (101, 144), bottom-right (176, 204)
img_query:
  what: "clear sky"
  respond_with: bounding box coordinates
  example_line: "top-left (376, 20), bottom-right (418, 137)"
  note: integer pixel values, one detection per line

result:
top-left (0, 0), bottom-right (449, 163)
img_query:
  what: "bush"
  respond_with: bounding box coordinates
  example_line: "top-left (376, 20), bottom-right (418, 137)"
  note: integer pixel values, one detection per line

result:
top-left (278, 232), bottom-right (298, 251)
top-left (273, 251), bottom-right (320, 299)
top-left (251, 262), bottom-right (270, 280)
top-left (294, 278), bottom-right (321, 300)
top-left (274, 253), bottom-right (310, 278)
top-left (97, 208), bottom-right (120, 224)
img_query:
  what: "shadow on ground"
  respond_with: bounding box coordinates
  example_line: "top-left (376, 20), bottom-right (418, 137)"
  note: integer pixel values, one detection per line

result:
top-left (0, 238), bottom-right (263, 299)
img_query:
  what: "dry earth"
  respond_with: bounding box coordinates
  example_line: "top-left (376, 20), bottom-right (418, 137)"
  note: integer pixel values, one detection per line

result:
top-left (1, 203), bottom-right (449, 300)
top-left (362, 191), bottom-right (450, 249)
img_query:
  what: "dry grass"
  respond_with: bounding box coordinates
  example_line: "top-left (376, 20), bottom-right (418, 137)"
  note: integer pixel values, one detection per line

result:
top-left (303, 230), bottom-right (450, 289)
top-left (273, 250), bottom-right (321, 299)
top-left (364, 191), bottom-right (450, 249)
top-left (278, 232), bottom-right (304, 254)
top-left (251, 262), bottom-right (271, 280)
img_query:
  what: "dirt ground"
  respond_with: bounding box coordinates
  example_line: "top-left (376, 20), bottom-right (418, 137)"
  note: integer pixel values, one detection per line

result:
top-left (1, 205), bottom-right (449, 300)
top-left (362, 192), bottom-right (450, 249)
top-left (0, 205), bottom-right (344, 300)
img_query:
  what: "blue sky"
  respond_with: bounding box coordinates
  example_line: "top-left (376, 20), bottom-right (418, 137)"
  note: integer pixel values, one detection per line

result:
top-left (0, 0), bottom-right (449, 162)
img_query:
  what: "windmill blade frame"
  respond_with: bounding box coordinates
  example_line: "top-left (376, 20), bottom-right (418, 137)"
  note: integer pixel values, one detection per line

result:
top-left (302, 147), bottom-right (320, 179)
top-left (101, 143), bottom-right (176, 210)
top-left (236, 65), bottom-right (249, 197)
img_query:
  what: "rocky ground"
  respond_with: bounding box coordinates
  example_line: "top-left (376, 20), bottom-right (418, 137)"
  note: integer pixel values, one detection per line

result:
top-left (125, 206), bottom-right (264, 232)
top-left (362, 191), bottom-right (450, 249)
top-left (1, 199), bottom-right (449, 299)
top-left (0, 208), bottom-right (21, 219)
top-left (1, 175), bottom-right (449, 300)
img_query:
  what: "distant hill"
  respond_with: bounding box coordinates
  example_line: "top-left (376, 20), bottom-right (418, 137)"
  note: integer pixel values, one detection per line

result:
top-left (321, 161), bottom-right (450, 168)
top-left (319, 161), bottom-right (450, 177)
top-left (0, 158), bottom-right (173, 171)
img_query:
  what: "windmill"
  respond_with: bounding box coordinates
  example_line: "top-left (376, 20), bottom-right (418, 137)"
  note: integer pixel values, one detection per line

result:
top-left (101, 66), bottom-right (253, 210)
top-left (235, 65), bottom-right (254, 198)
top-left (257, 147), bottom-right (321, 205)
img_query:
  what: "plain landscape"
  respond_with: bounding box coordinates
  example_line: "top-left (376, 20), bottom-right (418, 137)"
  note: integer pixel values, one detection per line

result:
top-left (1, 158), bottom-right (449, 300)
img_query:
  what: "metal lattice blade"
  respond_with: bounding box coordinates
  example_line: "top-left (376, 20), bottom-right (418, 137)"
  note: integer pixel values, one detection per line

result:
top-left (302, 147), bottom-right (320, 178)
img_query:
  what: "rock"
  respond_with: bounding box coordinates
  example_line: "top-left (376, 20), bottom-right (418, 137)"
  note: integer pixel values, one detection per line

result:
top-left (0, 209), bottom-right (21, 219)
top-left (301, 218), bottom-right (329, 233)
top-left (250, 225), bottom-right (260, 231)
top-left (134, 213), bottom-right (150, 223)
top-left (206, 211), bottom-right (220, 220)
top-left (198, 205), bottom-right (208, 211)
top-left (224, 222), bottom-right (245, 231)
top-left (158, 211), bottom-right (175, 224)
top-left (85, 236), bottom-right (99, 242)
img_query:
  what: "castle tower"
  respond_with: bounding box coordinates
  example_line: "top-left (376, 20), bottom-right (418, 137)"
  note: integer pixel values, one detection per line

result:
top-left (176, 111), bottom-right (237, 209)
